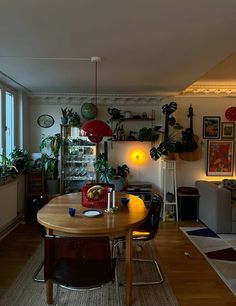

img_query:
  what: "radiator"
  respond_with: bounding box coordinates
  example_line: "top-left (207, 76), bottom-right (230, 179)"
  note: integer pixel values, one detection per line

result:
top-left (0, 180), bottom-right (18, 230)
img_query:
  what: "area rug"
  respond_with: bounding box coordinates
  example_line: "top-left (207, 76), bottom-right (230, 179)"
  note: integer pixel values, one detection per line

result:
top-left (180, 226), bottom-right (236, 296)
top-left (0, 240), bottom-right (179, 306)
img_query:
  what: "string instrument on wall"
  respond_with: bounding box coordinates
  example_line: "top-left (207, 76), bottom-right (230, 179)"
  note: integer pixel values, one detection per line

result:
top-left (179, 105), bottom-right (202, 161)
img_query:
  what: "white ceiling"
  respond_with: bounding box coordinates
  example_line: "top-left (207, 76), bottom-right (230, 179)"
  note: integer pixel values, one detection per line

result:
top-left (1, 0), bottom-right (236, 97)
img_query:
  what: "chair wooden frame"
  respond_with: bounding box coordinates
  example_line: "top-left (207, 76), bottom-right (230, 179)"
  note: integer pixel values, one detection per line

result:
top-left (44, 235), bottom-right (121, 306)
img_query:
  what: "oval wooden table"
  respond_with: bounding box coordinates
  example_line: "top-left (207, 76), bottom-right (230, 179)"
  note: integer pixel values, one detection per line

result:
top-left (37, 192), bottom-right (148, 306)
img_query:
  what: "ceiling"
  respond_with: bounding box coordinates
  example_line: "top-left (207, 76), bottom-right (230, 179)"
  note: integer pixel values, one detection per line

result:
top-left (1, 0), bottom-right (236, 98)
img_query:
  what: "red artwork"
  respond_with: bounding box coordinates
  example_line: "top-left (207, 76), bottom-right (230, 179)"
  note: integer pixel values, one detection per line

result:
top-left (207, 140), bottom-right (234, 176)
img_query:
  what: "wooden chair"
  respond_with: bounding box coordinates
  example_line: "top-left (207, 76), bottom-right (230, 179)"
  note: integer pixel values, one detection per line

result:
top-left (44, 235), bottom-right (121, 305)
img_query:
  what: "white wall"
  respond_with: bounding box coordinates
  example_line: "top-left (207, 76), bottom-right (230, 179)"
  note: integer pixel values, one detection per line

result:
top-left (27, 94), bottom-right (236, 193)
top-left (175, 96), bottom-right (236, 186)
top-left (0, 180), bottom-right (17, 230)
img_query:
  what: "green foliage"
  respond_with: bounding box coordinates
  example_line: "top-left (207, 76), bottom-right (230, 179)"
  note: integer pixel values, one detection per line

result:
top-left (69, 112), bottom-right (80, 126)
top-left (38, 134), bottom-right (62, 179)
top-left (9, 147), bottom-right (31, 173)
top-left (94, 153), bottom-right (115, 183)
top-left (138, 126), bottom-right (161, 142)
top-left (0, 147), bottom-right (30, 177)
top-left (150, 102), bottom-right (184, 160)
top-left (116, 164), bottom-right (130, 178)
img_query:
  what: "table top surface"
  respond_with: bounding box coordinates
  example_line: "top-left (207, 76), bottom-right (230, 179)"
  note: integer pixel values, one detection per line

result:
top-left (37, 192), bottom-right (148, 235)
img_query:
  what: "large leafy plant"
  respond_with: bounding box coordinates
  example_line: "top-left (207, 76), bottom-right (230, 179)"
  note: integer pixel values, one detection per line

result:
top-left (94, 153), bottom-right (115, 183)
top-left (38, 134), bottom-right (62, 179)
top-left (150, 102), bottom-right (184, 160)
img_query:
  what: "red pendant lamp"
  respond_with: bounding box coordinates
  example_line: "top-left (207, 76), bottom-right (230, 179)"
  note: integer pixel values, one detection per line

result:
top-left (81, 57), bottom-right (112, 143)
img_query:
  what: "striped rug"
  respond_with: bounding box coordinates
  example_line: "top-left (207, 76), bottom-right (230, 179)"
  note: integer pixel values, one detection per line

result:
top-left (0, 240), bottom-right (179, 306)
top-left (180, 227), bottom-right (236, 296)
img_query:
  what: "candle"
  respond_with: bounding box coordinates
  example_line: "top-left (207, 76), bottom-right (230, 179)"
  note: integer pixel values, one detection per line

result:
top-left (107, 191), bottom-right (111, 211)
top-left (112, 190), bottom-right (115, 208)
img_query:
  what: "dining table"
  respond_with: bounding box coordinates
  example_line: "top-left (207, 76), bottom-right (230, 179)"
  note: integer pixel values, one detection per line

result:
top-left (37, 191), bottom-right (148, 306)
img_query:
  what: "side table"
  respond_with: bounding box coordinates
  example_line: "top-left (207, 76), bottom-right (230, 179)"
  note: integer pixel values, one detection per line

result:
top-left (177, 187), bottom-right (199, 221)
top-left (127, 182), bottom-right (152, 207)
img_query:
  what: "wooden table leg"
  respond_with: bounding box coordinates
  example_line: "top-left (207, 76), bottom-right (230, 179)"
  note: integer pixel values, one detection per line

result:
top-left (46, 229), bottom-right (53, 305)
top-left (46, 280), bottom-right (53, 304)
top-left (125, 229), bottom-right (133, 306)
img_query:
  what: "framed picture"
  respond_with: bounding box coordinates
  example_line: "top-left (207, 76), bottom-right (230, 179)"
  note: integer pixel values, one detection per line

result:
top-left (207, 140), bottom-right (234, 176)
top-left (203, 116), bottom-right (221, 139)
top-left (221, 122), bottom-right (235, 139)
top-left (37, 114), bottom-right (54, 128)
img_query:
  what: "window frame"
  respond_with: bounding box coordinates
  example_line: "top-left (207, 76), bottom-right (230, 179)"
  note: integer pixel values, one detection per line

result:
top-left (0, 82), bottom-right (17, 157)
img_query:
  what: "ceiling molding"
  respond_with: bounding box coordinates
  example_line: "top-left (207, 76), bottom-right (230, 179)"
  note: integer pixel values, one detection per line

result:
top-left (180, 84), bottom-right (236, 97)
top-left (29, 93), bottom-right (164, 106)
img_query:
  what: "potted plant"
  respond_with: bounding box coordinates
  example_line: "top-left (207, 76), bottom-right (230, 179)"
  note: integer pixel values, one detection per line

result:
top-left (69, 111), bottom-right (81, 127)
top-left (114, 164), bottom-right (130, 189)
top-left (94, 153), bottom-right (114, 184)
top-left (150, 102), bottom-right (184, 160)
top-left (0, 154), bottom-right (18, 179)
top-left (9, 147), bottom-right (31, 173)
top-left (38, 133), bottom-right (62, 194)
top-left (0, 147), bottom-right (30, 180)
top-left (138, 126), bottom-right (161, 142)
top-left (61, 107), bottom-right (69, 125)
top-left (94, 153), bottom-right (129, 191)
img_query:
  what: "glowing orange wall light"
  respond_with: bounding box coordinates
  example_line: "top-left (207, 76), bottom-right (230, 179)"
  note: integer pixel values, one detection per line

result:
top-left (129, 148), bottom-right (147, 165)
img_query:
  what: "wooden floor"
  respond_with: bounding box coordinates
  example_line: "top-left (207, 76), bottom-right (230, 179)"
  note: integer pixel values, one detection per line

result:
top-left (0, 220), bottom-right (236, 306)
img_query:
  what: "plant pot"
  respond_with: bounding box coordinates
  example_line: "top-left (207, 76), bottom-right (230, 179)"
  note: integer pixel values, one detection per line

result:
top-left (164, 152), bottom-right (176, 160)
top-left (61, 117), bottom-right (68, 125)
top-left (46, 179), bottom-right (60, 195)
top-left (110, 176), bottom-right (125, 191)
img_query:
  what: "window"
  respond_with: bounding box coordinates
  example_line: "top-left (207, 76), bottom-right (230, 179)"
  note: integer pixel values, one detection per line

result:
top-left (0, 85), bottom-right (16, 158)
top-left (5, 91), bottom-right (14, 156)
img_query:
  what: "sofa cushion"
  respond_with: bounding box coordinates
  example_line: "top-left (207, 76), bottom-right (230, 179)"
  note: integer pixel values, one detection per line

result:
top-left (218, 180), bottom-right (236, 201)
top-left (219, 179), bottom-right (236, 190)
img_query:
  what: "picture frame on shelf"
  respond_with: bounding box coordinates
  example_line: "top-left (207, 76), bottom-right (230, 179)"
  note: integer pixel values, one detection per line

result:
top-left (221, 122), bottom-right (235, 139)
top-left (203, 116), bottom-right (221, 139)
top-left (206, 140), bottom-right (234, 176)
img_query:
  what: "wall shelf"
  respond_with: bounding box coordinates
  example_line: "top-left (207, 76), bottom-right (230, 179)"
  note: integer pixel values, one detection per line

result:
top-left (109, 110), bottom-right (156, 141)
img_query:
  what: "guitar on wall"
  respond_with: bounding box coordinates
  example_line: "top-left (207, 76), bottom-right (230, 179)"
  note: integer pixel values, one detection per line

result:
top-left (179, 105), bottom-right (202, 161)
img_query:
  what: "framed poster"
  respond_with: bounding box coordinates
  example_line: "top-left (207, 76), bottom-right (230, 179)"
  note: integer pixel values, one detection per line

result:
top-left (207, 140), bottom-right (234, 176)
top-left (221, 122), bottom-right (235, 139)
top-left (203, 116), bottom-right (221, 139)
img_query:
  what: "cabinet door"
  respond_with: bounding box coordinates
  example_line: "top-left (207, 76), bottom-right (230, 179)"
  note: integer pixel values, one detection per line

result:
top-left (60, 125), bottom-right (97, 194)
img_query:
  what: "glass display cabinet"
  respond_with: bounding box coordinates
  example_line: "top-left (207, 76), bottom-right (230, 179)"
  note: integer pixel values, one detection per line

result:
top-left (60, 125), bottom-right (97, 194)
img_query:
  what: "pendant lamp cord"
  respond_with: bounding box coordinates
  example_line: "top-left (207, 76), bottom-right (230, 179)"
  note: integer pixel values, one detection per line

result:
top-left (95, 60), bottom-right (97, 107)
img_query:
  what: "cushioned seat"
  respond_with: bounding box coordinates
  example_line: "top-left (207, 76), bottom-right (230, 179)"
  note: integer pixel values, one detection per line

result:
top-left (44, 235), bottom-right (120, 305)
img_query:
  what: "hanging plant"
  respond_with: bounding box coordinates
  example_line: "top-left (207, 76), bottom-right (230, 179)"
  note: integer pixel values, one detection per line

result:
top-left (150, 102), bottom-right (184, 160)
